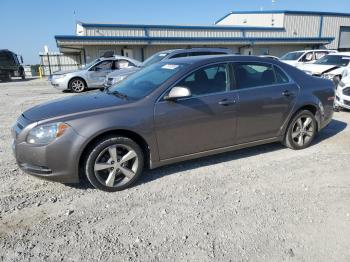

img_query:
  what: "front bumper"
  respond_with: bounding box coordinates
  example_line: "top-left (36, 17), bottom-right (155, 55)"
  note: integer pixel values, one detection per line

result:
top-left (12, 117), bottom-right (85, 183)
top-left (49, 75), bottom-right (69, 91)
top-left (335, 89), bottom-right (350, 110)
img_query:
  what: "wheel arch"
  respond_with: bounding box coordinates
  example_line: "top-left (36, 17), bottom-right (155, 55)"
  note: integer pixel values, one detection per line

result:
top-left (78, 129), bottom-right (151, 179)
top-left (284, 103), bottom-right (320, 137)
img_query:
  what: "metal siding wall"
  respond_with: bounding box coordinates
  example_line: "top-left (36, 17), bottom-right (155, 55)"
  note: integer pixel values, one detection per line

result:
top-left (322, 16), bottom-right (350, 49)
top-left (246, 14), bottom-right (320, 38)
top-left (252, 45), bottom-right (309, 57)
top-left (148, 28), bottom-right (242, 38)
top-left (40, 53), bottom-right (81, 76)
top-left (86, 27), bottom-right (146, 37)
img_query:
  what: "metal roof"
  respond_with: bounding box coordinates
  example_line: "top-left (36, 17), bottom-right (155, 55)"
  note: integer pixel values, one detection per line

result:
top-left (55, 35), bottom-right (334, 47)
top-left (80, 22), bottom-right (284, 31)
top-left (215, 10), bottom-right (350, 24)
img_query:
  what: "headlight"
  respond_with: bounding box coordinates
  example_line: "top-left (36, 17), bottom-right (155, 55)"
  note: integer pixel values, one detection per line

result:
top-left (27, 122), bottom-right (70, 145)
top-left (304, 71), bottom-right (312, 75)
top-left (53, 74), bottom-right (67, 79)
top-left (322, 74), bottom-right (334, 79)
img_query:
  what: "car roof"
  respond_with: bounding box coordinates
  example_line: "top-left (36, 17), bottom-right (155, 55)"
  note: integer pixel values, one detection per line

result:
top-left (286, 49), bottom-right (336, 53)
top-left (156, 47), bottom-right (234, 56)
top-left (99, 55), bottom-right (141, 64)
top-left (329, 52), bottom-right (350, 56)
top-left (159, 54), bottom-right (278, 66)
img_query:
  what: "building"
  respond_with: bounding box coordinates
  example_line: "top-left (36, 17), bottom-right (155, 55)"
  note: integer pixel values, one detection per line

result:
top-left (54, 10), bottom-right (350, 65)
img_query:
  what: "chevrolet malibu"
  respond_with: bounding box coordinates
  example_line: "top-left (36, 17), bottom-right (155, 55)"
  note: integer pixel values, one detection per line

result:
top-left (12, 56), bottom-right (334, 192)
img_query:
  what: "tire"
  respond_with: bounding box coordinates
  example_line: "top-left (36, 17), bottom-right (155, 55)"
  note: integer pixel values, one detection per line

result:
top-left (84, 136), bottom-right (144, 192)
top-left (283, 110), bottom-right (317, 150)
top-left (69, 78), bottom-right (86, 93)
top-left (4, 72), bottom-right (11, 82)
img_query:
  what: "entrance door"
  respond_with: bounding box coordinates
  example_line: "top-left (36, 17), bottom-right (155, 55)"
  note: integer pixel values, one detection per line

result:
top-left (123, 49), bottom-right (134, 58)
top-left (242, 47), bottom-right (253, 56)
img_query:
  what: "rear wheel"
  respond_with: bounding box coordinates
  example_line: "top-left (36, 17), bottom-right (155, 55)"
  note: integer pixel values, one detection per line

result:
top-left (4, 72), bottom-right (11, 82)
top-left (69, 78), bottom-right (86, 93)
top-left (283, 110), bottom-right (317, 150)
top-left (84, 136), bottom-right (144, 192)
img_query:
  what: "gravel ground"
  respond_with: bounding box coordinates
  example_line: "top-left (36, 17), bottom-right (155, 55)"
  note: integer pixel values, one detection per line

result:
top-left (0, 78), bottom-right (350, 262)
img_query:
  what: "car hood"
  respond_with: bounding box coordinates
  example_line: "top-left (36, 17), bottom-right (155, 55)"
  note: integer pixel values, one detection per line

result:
top-left (297, 64), bottom-right (341, 74)
top-left (107, 67), bottom-right (140, 78)
top-left (23, 91), bottom-right (130, 122)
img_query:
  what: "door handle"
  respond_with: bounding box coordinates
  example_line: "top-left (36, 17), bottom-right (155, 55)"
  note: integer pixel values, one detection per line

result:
top-left (218, 99), bottom-right (236, 106)
top-left (282, 90), bottom-right (293, 97)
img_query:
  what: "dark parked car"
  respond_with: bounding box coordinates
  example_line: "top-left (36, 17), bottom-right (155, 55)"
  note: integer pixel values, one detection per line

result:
top-left (103, 47), bottom-right (234, 87)
top-left (12, 55), bottom-right (334, 192)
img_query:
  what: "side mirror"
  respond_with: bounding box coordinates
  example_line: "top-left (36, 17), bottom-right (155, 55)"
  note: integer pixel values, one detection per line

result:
top-left (164, 86), bottom-right (191, 101)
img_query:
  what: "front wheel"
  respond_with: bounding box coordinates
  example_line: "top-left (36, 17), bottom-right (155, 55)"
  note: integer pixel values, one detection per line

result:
top-left (283, 110), bottom-right (317, 150)
top-left (84, 136), bottom-right (144, 192)
top-left (69, 78), bottom-right (86, 93)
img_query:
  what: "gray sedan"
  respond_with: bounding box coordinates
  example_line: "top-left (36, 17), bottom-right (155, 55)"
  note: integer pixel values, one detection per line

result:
top-left (49, 55), bottom-right (141, 92)
top-left (12, 55), bottom-right (334, 191)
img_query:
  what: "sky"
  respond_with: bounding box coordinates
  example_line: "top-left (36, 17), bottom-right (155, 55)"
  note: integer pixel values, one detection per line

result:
top-left (1, 0), bottom-right (350, 64)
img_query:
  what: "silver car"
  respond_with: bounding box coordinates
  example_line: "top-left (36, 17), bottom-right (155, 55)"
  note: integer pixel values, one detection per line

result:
top-left (49, 55), bottom-right (141, 92)
top-left (104, 48), bottom-right (234, 87)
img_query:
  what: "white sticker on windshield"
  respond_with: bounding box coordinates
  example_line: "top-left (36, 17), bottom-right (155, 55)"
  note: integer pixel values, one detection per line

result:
top-left (342, 57), bottom-right (350, 60)
top-left (162, 64), bottom-right (179, 70)
top-left (159, 53), bottom-right (167, 57)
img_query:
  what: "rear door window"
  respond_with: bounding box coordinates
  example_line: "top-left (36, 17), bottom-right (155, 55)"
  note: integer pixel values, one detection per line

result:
top-left (274, 66), bottom-right (289, 83)
top-left (115, 59), bottom-right (135, 69)
top-left (233, 62), bottom-right (277, 89)
top-left (315, 51), bottom-right (328, 60)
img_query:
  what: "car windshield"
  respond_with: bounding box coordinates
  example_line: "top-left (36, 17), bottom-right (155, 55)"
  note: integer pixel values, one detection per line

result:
top-left (141, 52), bottom-right (170, 67)
top-left (314, 55), bottom-right (350, 66)
top-left (81, 59), bottom-right (100, 69)
top-left (108, 62), bottom-right (184, 99)
top-left (280, 51), bottom-right (305, 61)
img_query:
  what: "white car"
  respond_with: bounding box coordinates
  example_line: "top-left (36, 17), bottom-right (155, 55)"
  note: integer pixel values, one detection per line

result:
top-left (49, 55), bottom-right (141, 93)
top-left (280, 49), bottom-right (336, 67)
top-left (297, 53), bottom-right (350, 86)
top-left (335, 75), bottom-right (350, 110)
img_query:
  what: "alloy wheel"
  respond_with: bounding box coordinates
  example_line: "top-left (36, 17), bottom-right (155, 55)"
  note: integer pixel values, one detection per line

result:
top-left (71, 79), bottom-right (85, 92)
top-left (291, 116), bottom-right (315, 147)
top-left (93, 144), bottom-right (139, 188)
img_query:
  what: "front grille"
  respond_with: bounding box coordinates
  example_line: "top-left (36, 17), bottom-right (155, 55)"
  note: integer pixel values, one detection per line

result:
top-left (343, 87), bottom-right (350, 96)
top-left (344, 100), bottom-right (350, 106)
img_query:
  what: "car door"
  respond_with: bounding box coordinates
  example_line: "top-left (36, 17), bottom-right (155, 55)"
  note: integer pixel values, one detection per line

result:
top-left (154, 63), bottom-right (238, 160)
top-left (232, 62), bottom-right (299, 144)
top-left (87, 60), bottom-right (114, 87)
